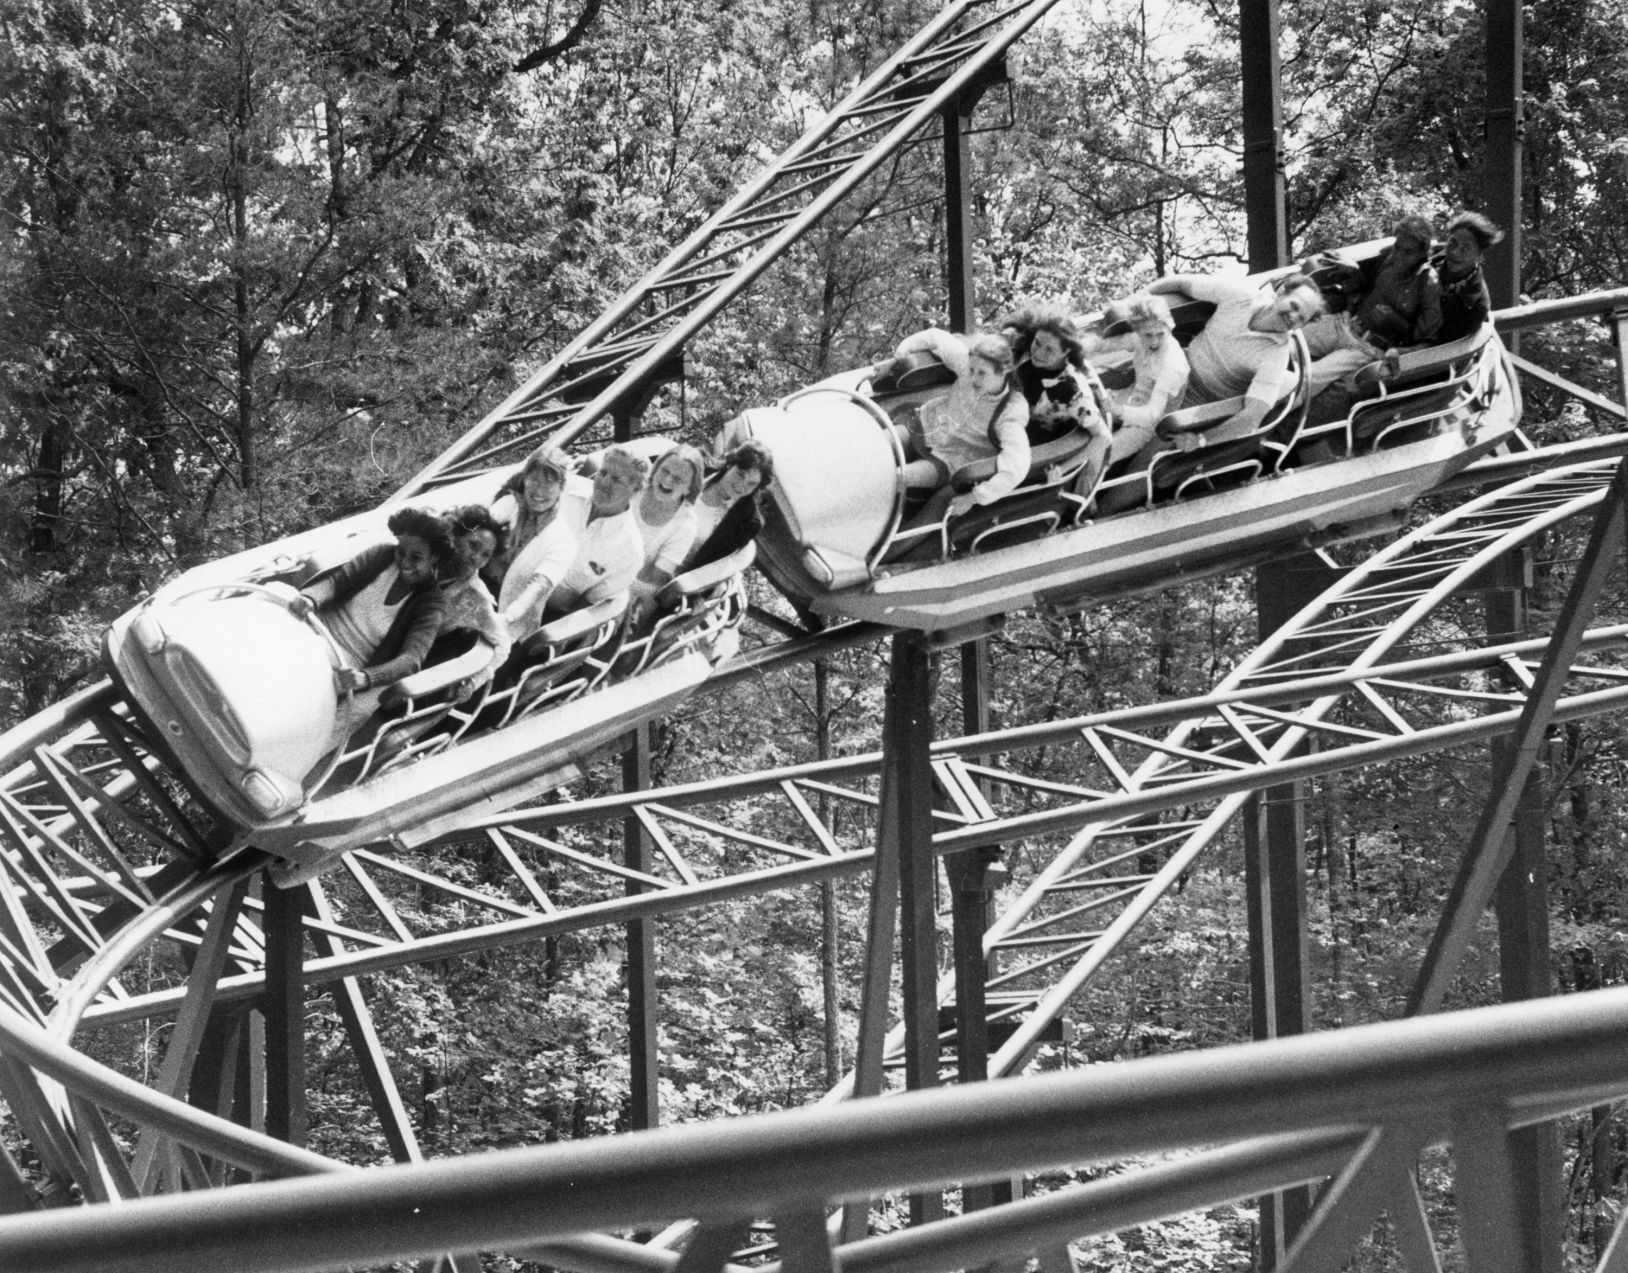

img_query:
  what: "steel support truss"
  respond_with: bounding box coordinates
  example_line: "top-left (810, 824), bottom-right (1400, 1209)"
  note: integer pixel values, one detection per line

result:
top-left (5, 453), bottom-right (1628, 1226)
top-left (401, 0), bottom-right (1058, 488)
top-left (9, 984), bottom-right (1628, 1273)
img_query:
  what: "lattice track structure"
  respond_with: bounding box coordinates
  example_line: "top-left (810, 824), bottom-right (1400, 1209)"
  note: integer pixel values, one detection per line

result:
top-left (0, 0), bottom-right (1626, 1262)
top-left (3, 446), bottom-right (1628, 1247)
top-left (399, 0), bottom-right (1059, 490)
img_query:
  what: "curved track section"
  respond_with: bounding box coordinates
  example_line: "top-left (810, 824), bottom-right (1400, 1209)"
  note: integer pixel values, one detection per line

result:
top-left (0, 0), bottom-right (1622, 1246)
top-left (4, 455), bottom-right (1627, 1223)
top-left (401, 0), bottom-right (1066, 488)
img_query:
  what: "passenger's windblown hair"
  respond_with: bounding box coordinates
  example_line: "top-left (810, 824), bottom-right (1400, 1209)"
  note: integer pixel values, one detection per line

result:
top-left (996, 302), bottom-right (1088, 368)
top-left (1445, 210), bottom-right (1505, 251)
top-left (385, 506), bottom-right (457, 566)
top-left (448, 504), bottom-right (509, 559)
top-left (965, 331), bottom-right (1018, 378)
top-left (1118, 293), bottom-right (1175, 331)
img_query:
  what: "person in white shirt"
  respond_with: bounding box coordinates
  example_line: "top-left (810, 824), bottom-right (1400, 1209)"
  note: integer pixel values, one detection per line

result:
top-left (1099, 293), bottom-right (1191, 464)
top-left (628, 443), bottom-right (704, 619)
top-left (1149, 272), bottom-right (1323, 450)
top-left (544, 446), bottom-right (649, 616)
top-left (487, 444), bottom-right (579, 643)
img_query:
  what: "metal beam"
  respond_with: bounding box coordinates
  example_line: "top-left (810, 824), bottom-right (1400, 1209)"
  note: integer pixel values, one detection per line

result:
top-left (1244, 551), bottom-right (1331, 1268)
top-left (1484, 0), bottom-right (1522, 309)
top-left (12, 987), bottom-right (1628, 1273)
top-left (887, 633), bottom-right (944, 1226)
top-left (1240, 0), bottom-right (1287, 271)
top-left (1486, 553), bottom-right (1563, 1273)
top-left (305, 883), bottom-right (422, 1165)
top-left (262, 884), bottom-right (308, 1148)
top-left (1410, 458), bottom-right (1628, 1014)
top-left (624, 722), bottom-right (661, 1134)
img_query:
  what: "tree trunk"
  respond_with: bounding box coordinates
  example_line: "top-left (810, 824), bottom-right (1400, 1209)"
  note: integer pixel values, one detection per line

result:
top-left (231, 74), bottom-right (256, 494)
top-left (1593, 1105), bottom-right (1617, 1254)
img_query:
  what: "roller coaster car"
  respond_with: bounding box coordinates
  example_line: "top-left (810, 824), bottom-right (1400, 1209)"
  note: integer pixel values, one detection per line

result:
top-left (105, 581), bottom-right (346, 825)
top-left (103, 467), bottom-right (756, 864)
top-left (736, 250), bottom-right (1520, 634)
top-left (104, 549), bottom-right (510, 829)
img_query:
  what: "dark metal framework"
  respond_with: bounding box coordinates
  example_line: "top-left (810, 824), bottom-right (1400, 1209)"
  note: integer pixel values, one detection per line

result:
top-left (402, 0), bottom-right (1059, 490)
top-left (10, 984), bottom-right (1628, 1273)
top-left (0, 319), bottom-right (1624, 1262)
top-left (2, 0), bottom-right (1628, 1265)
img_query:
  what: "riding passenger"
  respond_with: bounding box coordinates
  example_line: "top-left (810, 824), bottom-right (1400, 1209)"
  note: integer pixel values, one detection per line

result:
top-left (873, 328), bottom-right (1030, 531)
top-left (289, 507), bottom-right (456, 734)
top-left (437, 504), bottom-right (512, 694)
top-left (629, 443), bottom-right (704, 594)
top-left (542, 445), bottom-right (649, 618)
top-left (1150, 271), bottom-right (1324, 451)
top-left (1302, 215), bottom-right (1442, 395)
top-left (1433, 211), bottom-right (1504, 345)
top-left (1001, 303), bottom-right (1111, 446)
top-left (687, 440), bottom-right (776, 571)
top-left (1098, 293), bottom-right (1191, 465)
top-left (626, 442), bottom-right (705, 624)
top-left (487, 444), bottom-right (578, 643)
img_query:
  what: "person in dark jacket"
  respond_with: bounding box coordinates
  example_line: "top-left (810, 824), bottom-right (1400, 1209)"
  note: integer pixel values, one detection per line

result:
top-left (1303, 215), bottom-right (1442, 396)
top-left (292, 506), bottom-right (455, 696)
top-left (1433, 211), bottom-right (1505, 345)
top-left (686, 440), bottom-right (776, 570)
top-left (1000, 302), bottom-right (1109, 446)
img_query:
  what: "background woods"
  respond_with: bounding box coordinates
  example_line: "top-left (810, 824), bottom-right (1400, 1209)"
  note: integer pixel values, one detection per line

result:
top-left (4, 0), bottom-right (1628, 1266)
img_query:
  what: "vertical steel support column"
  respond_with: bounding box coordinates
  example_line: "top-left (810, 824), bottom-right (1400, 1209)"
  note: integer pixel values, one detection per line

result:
top-left (948, 856), bottom-right (990, 1088)
top-left (942, 99), bottom-right (976, 333)
top-left (843, 700), bottom-right (902, 1245)
top-left (1484, 0), bottom-right (1523, 310)
top-left (952, 637), bottom-right (1011, 1212)
top-left (893, 633), bottom-right (945, 1225)
top-left (623, 723), bottom-right (660, 1133)
top-left (1242, 0), bottom-right (1299, 1238)
top-left (1239, 0), bottom-right (1288, 272)
top-left (845, 632), bottom-right (941, 1237)
top-left (944, 90), bottom-right (1002, 1207)
top-left (1248, 553), bottom-right (1336, 1265)
top-left (1486, 553), bottom-right (1563, 1273)
top-left (955, 637), bottom-right (993, 1089)
top-left (262, 883), bottom-right (308, 1147)
top-left (613, 403), bottom-right (661, 1135)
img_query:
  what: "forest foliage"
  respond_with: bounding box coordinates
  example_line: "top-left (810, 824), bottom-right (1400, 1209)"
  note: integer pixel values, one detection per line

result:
top-left (5, 0), bottom-right (1628, 1267)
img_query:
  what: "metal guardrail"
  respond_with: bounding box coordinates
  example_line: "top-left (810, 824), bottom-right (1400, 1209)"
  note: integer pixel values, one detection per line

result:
top-left (4, 984), bottom-right (1628, 1273)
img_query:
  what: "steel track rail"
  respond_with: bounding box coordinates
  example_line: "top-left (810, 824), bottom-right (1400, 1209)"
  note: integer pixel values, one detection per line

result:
top-left (28, 460), bottom-right (1626, 1044)
top-left (0, 463), bottom-right (1622, 1245)
top-left (401, 0), bottom-right (1066, 490)
top-left (9, 987), bottom-right (1628, 1273)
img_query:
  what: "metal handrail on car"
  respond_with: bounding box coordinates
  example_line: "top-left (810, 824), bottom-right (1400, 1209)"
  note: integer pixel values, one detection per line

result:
top-left (1291, 326), bottom-right (1495, 462)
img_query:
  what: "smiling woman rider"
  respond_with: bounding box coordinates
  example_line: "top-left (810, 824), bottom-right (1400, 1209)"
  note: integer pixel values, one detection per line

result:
top-left (285, 506), bottom-right (459, 751)
top-left (629, 443), bottom-right (706, 611)
top-left (434, 504), bottom-right (511, 693)
top-left (291, 506), bottom-right (457, 698)
top-left (687, 440), bottom-right (776, 570)
top-left (488, 444), bottom-right (579, 643)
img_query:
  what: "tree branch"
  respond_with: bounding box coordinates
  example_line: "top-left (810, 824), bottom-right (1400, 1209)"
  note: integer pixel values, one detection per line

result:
top-left (514, 0), bottom-right (603, 74)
